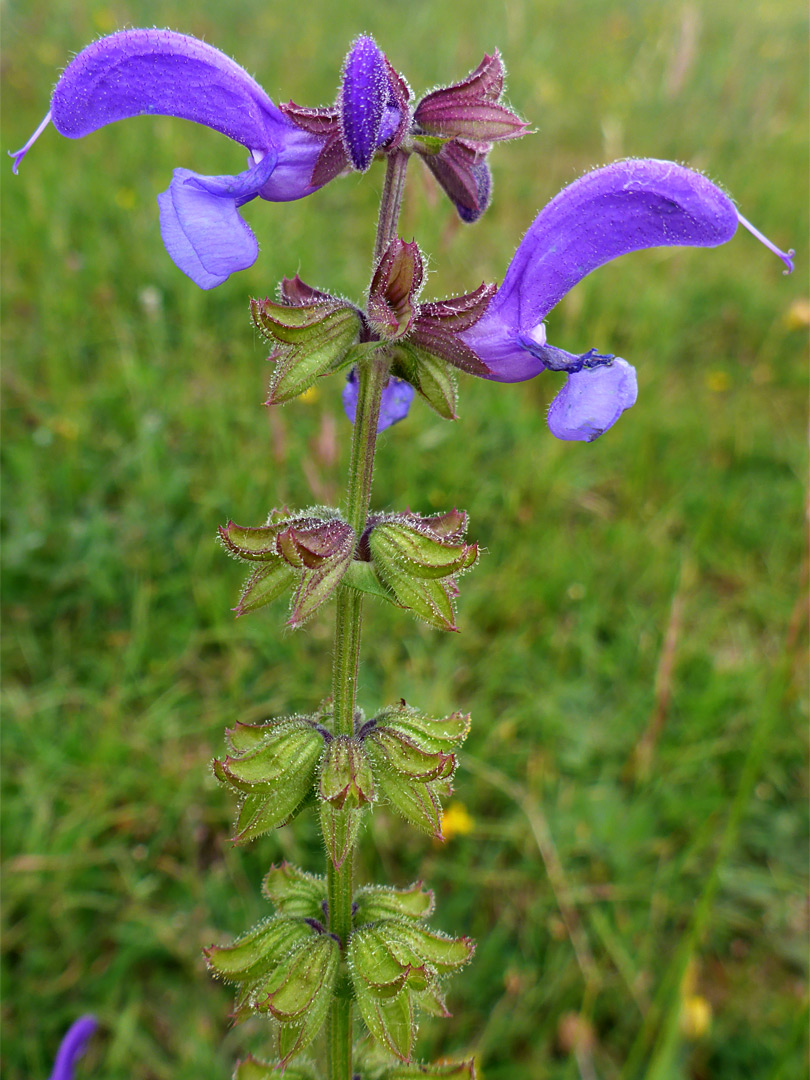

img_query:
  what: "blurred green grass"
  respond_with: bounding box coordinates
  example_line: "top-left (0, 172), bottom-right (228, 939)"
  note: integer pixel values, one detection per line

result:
top-left (1, 0), bottom-right (807, 1077)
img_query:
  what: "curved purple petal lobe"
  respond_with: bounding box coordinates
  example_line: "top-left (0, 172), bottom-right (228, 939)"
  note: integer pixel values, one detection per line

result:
top-left (342, 370), bottom-right (414, 432)
top-left (49, 1015), bottom-right (97, 1080)
top-left (340, 35), bottom-right (389, 171)
top-left (50, 29), bottom-right (284, 150)
top-left (547, 358), bottom-right (638, 442)
top-left (494, 159), bottom-right (739, 328)
top-left (462, 160), bottom-right (741, 378)
top-left (157, 154), bottom-right (277, 288)
top-left (255, 127), bottom-right (327, 201)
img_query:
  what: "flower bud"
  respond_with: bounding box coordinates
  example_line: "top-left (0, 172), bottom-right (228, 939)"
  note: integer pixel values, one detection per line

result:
top-left (367, 238), bottom-right (424, 339)
top-left (340, 36), bottom-right (401, 171)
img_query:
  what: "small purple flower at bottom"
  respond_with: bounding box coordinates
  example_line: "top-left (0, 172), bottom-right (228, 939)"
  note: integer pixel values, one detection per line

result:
top-left (342, 370), bottom-right (415, 432)
top-left (49, 1016), bottom-right (97, 1080)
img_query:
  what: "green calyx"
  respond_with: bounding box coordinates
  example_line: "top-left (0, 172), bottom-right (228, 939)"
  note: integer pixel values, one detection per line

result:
top-left (219, 505), bottom-right (479, 632)
top-left (213, 699), bottom-right (469, 849)
top-left (348, 920), bottom-right (475, 1062)
top-left (251, 296), bottom-right (362, 404)
top-left (353, 882), bottom-right (435, 924)
top-left (214, 717), bottom-right (326, 843)
top-left (361, 703), bottom-right (471, 838)
top-left (347, 510), bottom-right (478, 632)
top-left (234, 1058), bottom-right (321, 1080)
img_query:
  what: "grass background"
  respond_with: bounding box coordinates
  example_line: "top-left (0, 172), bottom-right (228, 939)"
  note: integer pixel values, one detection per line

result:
top-left (2, 0), bottom-right (808, 1077)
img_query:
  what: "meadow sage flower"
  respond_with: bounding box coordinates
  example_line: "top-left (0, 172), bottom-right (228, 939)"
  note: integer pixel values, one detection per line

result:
top-left (460, 158), bottom-right (794, 440)
top-left (48, 1015), bottom-right (97, 1080)
top-left (10, 30), bottom-right (400, 289)
top-left (344, 159), bottom-right (792, 439)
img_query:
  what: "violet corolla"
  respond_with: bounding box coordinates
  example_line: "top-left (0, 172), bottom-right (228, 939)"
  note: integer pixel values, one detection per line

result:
top-left (10, 30), bottom-right (402, 289)
top-left (461, 158), bottom-right (794, 440)
top-left (48, 1015), bottom-right (97, 1080)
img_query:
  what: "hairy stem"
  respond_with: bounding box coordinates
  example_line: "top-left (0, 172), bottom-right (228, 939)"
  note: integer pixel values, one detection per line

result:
top-left (326, 150), bottom-right (409, 1080)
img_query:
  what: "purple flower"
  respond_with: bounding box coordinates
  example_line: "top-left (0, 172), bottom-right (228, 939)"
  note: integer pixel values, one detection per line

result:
top-left (461, 158), bottom-right (794, 440)
top-left (10, 30), bottom-right (344, 289)
top-left (342, 370), bottom-right (415, 433)
top-left (48, 1016), bottom-right (97, 1080)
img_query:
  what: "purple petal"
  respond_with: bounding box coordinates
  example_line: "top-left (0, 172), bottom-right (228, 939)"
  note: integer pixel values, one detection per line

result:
top-left (50, 29), bottom-right (285, 150)
top-left (340, 36), bottom-right (389, 171)
top-left (254, 126), bottom-right (327, 201)
top-left (499, 160), bottom-right (738, 324)
top-left (342, 370), bottom-right (415, 432)
top-left (547, 358), bottom-right (638, 442)
top-left (463, 160), bottom-right (738, 376)
top-left (457, 309), bottom-right (544, 382)
top-left (49, 1015), bottom-right (97, 1080)
top-left (157, 152), bottom-right (277, 288)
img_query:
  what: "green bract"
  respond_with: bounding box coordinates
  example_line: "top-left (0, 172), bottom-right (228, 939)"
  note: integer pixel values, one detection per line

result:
top-left (213, 718), bottom-right (325, 842)
top-left (251, 296), bottom-right (362, 404)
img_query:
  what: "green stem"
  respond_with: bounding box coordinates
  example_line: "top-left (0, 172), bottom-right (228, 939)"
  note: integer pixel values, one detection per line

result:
top-left (326, 150), bottom-right (409, 1080)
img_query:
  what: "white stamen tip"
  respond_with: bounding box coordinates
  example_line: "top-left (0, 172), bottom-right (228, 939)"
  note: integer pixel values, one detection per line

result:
top-left (737, 211), bottom-right (794, 275)
top-left (8, 110), bottom-right (52, 175)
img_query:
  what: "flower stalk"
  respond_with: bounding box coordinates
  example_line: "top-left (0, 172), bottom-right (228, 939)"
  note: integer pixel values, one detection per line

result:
top-left (326, 151), bottom-right (410, 1080)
